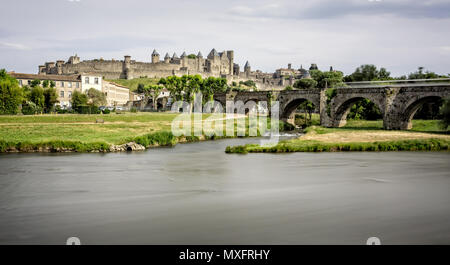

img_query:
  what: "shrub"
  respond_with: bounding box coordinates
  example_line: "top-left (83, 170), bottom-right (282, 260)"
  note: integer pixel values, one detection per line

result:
top-left (294, 78), bottom-right (317, 89)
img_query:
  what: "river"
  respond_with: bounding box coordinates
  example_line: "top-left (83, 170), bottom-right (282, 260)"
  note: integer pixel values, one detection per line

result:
top-left (0, 137), bottom-right (449, 244)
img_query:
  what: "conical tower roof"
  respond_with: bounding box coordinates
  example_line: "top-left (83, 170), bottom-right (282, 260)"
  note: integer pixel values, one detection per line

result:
top-left (197, 51), bottom-right (203, 58)
top-left (181, 52), bottom-right (187, 58)
top-left (164, 53), bottom-right (170, 59)
top-left (152, 49), bottom-right (159, 56)
top-left (172, 53), bottom-right (179, 59)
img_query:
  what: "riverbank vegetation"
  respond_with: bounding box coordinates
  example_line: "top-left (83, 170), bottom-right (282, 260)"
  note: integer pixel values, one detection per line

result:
top-left (0, 112), bottom-right (284, 152)
top-left (226, 119), bottom-right (450, 154)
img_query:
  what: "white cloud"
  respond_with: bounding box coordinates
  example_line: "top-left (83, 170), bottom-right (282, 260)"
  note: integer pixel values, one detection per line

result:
top-left (0, 41), bottom-right (30, 51)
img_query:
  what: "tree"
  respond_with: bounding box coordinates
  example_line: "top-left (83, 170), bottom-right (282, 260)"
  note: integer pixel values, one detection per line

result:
top-left (439, 98), bottom-right (450, 130)
top-left (43, 87), bottom-right (58, 113)
top-left (284, 86), bottom-right (293, 91)
top-left (86, 88), bottom-right (107, 106)
top-left (310, 69), bottom-right (344, 88)
top-left (30, 79), bottom-right (41, 87)
top-left (347, 98), bottom-right (382, 120)
top-left (159, 76), bottom-right (183, 101)
top-left (293, 78), bottom-right (318, 89)
top-left (71, 90), bottom-right (88, 112)
top-left (29, 86), bottom-right (45, 113)
top-left (298, 100), bottom-right (315, 126)
top-left (42, 80), bottom-right (49, 88)
top-left (137, 84), bottom-right (163, 111)
top-left (344, 64), bottom-right (391, 82)
top-left (408, 67), bottom-right (442, 79)
top-left (0, 69), bottom-right (23, 114)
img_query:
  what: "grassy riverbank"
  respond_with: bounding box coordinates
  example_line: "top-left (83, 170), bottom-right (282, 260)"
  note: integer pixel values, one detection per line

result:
top-left (0, 112), bottom-right (266, 152)
top-left (226, 120), bottom-right (450, 153)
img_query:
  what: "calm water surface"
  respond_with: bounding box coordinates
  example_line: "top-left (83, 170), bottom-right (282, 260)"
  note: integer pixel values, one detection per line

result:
top-left (0, 137), bottom-right (449, 244)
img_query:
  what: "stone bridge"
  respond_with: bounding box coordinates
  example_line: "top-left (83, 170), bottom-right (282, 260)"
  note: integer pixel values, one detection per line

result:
top-left (214, 82), bottom-right (450, 130)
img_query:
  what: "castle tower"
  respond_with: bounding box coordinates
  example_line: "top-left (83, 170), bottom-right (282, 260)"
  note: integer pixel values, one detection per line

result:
top-left (180, 52), bottom-right (187, 67)
top-left (227, 51), bottom-right (234, 75)
top-left (123, 55), bottom-right (132, 79)
top-left (244, 61), bottom-right (251, 74)
top-left (164, 53), bottom-right (170, 63)
top-left (207, 48), bottom-right (219, 60)
top-left (56, 60), bottom-right (65, 75)
top-left (151, 49), bottom-right (160, 64)
top-left (197, 51), bottom-right (203, 58)
top-left (38, 65), bottom-right (46, 75)
top-left (309, 63), bottom-right (318, 70)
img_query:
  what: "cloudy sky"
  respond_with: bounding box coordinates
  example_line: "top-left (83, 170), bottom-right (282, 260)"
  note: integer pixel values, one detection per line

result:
top-left (1, 0), bottom-right (449, 76)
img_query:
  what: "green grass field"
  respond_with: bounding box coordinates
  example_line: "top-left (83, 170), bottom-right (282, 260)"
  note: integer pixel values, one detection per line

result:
top-left (106, 77), bottom-right (160, 91)
top-left (0, 112), bottom-right (262, 152)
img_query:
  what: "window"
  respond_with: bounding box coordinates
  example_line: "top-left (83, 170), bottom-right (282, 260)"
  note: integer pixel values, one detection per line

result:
top-left (61, 81), bottom-right (64, 87)
top-left (68, 82), bottom-right (72, 88)
top-left (28, 80), bottom-right (31, 85)
top-left (94, 77), bottom-right (99, 84)
top-left (19, 80), bottom-right (23, 86)
top-left (68, 91), bottom-right (72, 98)
top-left (85, 77), bottom-right (89, 84)
top-left (60, 91), bottom-right (65, 98)
top-left (76, 82), bottom-right (80, 88)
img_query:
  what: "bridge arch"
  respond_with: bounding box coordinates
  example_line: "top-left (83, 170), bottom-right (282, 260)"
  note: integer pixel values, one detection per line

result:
top-left (280, 97), bottom-right (318, 125)
top-left (401, 95), bottom-right (443, 130)
top-left (332, 96), bottom-right (384, 127)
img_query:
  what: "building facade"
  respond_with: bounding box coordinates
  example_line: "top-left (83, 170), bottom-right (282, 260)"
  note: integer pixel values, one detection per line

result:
top-left (9, 72), bottom-right (128, 108)
top-left (9, 73), bottom-right (82, 109)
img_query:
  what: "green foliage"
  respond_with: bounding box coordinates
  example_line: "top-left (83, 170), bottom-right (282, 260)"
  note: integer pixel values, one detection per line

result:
top-left (158, 75), bottom-right (229, 105)
top-left (43, 87), bottom-right (58, 113)
top-left (106, 77), bottom-right (159, 91)
top-left (0, 69), bottom-right (23, 114)
top-left (130, 107), bottom-right (138, 113)
top-left (293, 78), bottom-right (318, 89)
top-left (71, 90), bottom-right (88, 113)
top-left (227, 138), bottom-right (450, 154)
top-left (347, 99), bottom-right (382, 120)
top-left (310, 70), bottom-right (344, 88)
top-left (21, 101), bottom-right (42, 115)
top-left (87, 88), bottom-right (107, 106)
top-left (187, 54), bottom-right (197, 59)
top-left (440, 98), bottom-right (450, 130)
top-left (30, 79), bottom-right (41, 87)
top-left (132, 131), bottom-right (177, 147)
top-left (29, 86), bottom-right (45, 111)
top-left (408, 67), bottom-right (445, 79)
top-left (344, 64), bottom-right (391, 82)
top-left (239, 80), bottom-right (256, 87)
top-left (42, 80), bottom-right (49, 88)
top-left (284, 85), bottom-right (293, 91)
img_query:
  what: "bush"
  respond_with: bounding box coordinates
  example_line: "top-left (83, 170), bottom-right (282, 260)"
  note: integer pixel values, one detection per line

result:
top-left (130, 107), bottom-right (138, 113)
top-left (293, 78), bottom-right (317, 89)
top-left (21, 101), bottom-right (42, 115)
top-left (102, 108), bottom-right (111, 114)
